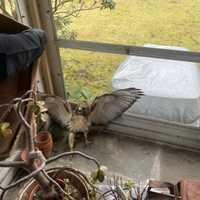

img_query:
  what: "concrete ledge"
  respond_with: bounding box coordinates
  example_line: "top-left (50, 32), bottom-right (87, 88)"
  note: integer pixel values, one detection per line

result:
top-left (106, 113), bottom-right (200, 152)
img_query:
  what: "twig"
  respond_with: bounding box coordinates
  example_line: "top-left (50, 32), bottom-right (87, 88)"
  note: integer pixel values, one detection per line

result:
top-left (17, 99), bottom-right (33, 130)
top-left (0, 161), bottom-right (25, 168)
top-left (20, 90), bottom-right (34, 99)
top-left (54, 6), bottom-right (101, 18)
top-left (52, 0), bottom-right (72, 14)
top-left (16, 97), bottom-right (35, 152)
top-left (42, 170), bottom-right (76, 200)
top-left (1, 159), bottom-right (45, 191)
top-left (0, 90), bottom-right (33, 109)
top-left (0, 105), bottom-right (13, 122)
top-left (97, 189), bottom-right (119, 200)
top-left (0, 151), bottom-right (25, 168)
top-left (47, 151), bottom-right (101, 169)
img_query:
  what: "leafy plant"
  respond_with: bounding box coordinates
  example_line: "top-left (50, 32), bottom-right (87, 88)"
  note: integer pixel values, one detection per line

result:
top-left (68, 85), bottom-right (95, 103)
top-left (0, 122), bottom-right (12, 138)
top-left (31, 101), bottom-right (48, 130)
top-left (101, 0), bottom-right (116, 9)
top-left (124, 179), bottom-right (135, 190)
top-left (90, 165), bottom-right (107, 184)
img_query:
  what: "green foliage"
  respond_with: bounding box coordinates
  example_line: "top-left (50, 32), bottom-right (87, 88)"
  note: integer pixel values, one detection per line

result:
top-left (124, 180), bottom-right (135, 190)
top-left (32, 191), bottom-right (44, 200)
top-left (31, 101), bottom-right (48, 130)
top-left (90, 165), bottom-right (107, 184)
top-left (52, 0), bottom-right (116, 39)
top-left (61, 49), bottom-right (122, 99)
top-left (54, 15), bottom-right (78, 40)
top-left (0, 122), bottom-right (12, 138)
top-left (67, 84), bottom-right (95, 103)
top-left (101, 0), bottom-right (116, 9)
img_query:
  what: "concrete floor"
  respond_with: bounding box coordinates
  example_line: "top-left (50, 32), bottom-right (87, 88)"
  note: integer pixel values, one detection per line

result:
top-left (51, 132), bottom-right (200, 184)
top-left (6, 132), bottom-right (200, 199)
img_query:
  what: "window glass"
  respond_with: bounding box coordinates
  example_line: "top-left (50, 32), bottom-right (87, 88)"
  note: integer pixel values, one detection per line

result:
top-left (0, 0), bottom-right (17, 20)
top-left (52, 0), bottom-right (200, 51)
top-left (60, 48), bottom-right (124, 101)
top-left (54, 1), bottom-right (200, 126)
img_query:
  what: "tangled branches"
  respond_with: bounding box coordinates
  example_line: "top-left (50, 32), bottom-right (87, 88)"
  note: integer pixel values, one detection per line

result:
top-left (0, 90), bottom-right (103, 200)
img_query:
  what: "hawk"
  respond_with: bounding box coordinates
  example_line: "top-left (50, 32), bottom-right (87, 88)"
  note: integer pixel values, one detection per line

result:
top-left (43, 88), bottom-right (143, 151)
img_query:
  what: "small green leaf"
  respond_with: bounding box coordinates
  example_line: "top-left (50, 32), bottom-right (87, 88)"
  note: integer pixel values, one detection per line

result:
top-left (0, 122), bottom-right (10, 130)
top-left (124, 180), bottom-right (135, 190)
top-left (40, 113), bottom-right (48, 123)
top-left (31, 104), bottom-right (40, 115)
top-left (101, 0), bottom-right (116, 10)
top-left (0, 122), bottom-right (12, 138)
top-left (90, 165), bottom-right (107, 183)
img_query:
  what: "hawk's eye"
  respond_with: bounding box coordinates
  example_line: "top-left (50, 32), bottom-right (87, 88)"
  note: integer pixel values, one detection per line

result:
top-left (77, 107), bottom-right (82, 111)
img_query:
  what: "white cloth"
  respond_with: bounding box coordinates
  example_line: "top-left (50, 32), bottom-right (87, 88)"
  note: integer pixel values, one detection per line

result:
top-left (112, 44), bottom-right (200, 126)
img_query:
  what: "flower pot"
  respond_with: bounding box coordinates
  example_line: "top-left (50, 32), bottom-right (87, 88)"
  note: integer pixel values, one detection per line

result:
top-left (28, 179), bottom-right (64, 200)
top-left (35, 131), bottom-right (53, 158)
top-left (17, 167), bottom-right (90, 200)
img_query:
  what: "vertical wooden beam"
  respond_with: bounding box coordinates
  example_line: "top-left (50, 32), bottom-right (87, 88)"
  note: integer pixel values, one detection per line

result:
top-left (33, 0), bottom-right (66, 98)
top-left (24, 0), bottom-right (55, 95)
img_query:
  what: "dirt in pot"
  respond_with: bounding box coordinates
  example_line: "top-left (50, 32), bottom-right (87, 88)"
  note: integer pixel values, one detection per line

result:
top-left (63, 178), bottom-right (82, 199)
top-left (32, 178), bottom-right (86, 200)
top-left (18, 168), bottom-right (91, 200)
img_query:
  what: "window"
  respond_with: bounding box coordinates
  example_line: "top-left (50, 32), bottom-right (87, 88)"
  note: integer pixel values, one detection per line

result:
top-left (50, 0), bottom-right (200, 127)
top-left (60, 48), bottom-right (124, 99)
top-left (0, 0), bottom-right (18, 20)
top-left (52, 0), bottom-right (200, 51)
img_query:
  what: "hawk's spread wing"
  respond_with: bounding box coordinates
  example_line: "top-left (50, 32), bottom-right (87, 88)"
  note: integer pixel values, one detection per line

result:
top-left (88, 88), bottom-right (143, 125)
top-left (44, 96), bottom-right (72, 128)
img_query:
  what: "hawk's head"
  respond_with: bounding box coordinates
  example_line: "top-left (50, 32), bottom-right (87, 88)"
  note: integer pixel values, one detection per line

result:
top-left (75, 102), bottom-right (90, 116)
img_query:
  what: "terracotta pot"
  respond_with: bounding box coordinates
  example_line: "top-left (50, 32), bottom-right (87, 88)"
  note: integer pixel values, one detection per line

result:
top-left (17, 167), bottom-right (90, 200)
top-left (35, 131), bottom-right (53, 158)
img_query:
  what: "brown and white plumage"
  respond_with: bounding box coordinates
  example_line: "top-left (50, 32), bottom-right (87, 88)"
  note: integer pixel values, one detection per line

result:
top-left (44, 96), bottom-right (72, 128)
top-left (88, 88), bottom-right (143, 125)
top-left (43, 88), bottom-right (144, 151)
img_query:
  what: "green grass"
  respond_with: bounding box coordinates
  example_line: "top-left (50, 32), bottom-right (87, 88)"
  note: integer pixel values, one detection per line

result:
top-left (59, 0), bottom-right (200, 98)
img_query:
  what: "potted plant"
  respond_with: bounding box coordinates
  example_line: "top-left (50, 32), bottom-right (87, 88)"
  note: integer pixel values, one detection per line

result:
top-left (0, 102), bottom-right (20, 158)
top-left (34, 130), bottom-right (53, 159)
top-left (31, 100), bottom-right (53, 158)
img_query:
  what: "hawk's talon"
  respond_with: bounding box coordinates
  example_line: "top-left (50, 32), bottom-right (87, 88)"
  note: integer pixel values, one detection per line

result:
top-left (83, 131), bottom-right (92, 147)
top-left (68, 132), bottom-right (75, 152)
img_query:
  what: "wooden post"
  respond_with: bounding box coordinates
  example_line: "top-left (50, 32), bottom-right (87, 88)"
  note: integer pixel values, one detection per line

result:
top-left (34, 0), bottom-right (66, 98)
top-left (56, 39), bottom-right (200, 63)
